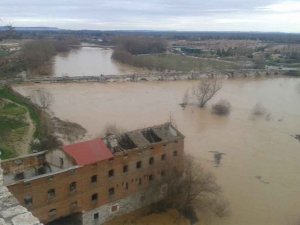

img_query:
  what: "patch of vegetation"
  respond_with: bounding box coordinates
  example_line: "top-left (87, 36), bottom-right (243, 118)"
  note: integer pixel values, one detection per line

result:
top-left (212, 100), bottom-right (231, 116)
top-left (285, 70), bottom-right (300, 77)
top-left (0, 102), bottom-right (27, 116)
top-left (0, 86), bottom-right (60, 155)
top-left (51, 117), bottom-right (86, 143)
top-left (0, 87), bottom-right (40, 133)
top-left (0, 147), bottom-right (16, 159)
top-left (181, 47), bottom-right (203, 56)
top-left (113, 52), bottom-right (239, 72)
top-left (0, 101), bottom-right (29, 159)
top-left (150, 155), bottom-right (229, 223)
top-left (20, 38), bottom-right (80, 75)
top-left (113, 36), bottom-right (167, 55)
top-left (0, 56), bottom-right (25, 78)
top-left (252, 103), bottom-right (268, 117)
top-left (0, 49), bottom-right (10, 57)
top-left (0, 115), bottom-right (27, 135)
top-left (23, 40), bottom-right (56, 70)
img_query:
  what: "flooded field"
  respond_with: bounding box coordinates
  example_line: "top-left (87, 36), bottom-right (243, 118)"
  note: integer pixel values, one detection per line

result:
top-left (14, 77), bottom-right (300, 225)
top-left (52, 47), bottom-right (144, 76)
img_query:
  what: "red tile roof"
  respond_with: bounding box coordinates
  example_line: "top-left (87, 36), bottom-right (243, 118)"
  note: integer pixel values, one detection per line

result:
top-left (63, 138), bottom-right (113, 166)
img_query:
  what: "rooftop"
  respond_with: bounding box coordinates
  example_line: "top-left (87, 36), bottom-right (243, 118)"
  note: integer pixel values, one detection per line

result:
top-left (2, 123), bottom-right (183, 185)
top-left (104, 123), bottom-right (183, 153)
top-left (63, 138), bottom-right (114, 166)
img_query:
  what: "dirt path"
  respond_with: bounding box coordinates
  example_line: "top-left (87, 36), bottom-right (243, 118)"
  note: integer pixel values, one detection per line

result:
top-left (18, 110), bottom-right (35, 155)
top-left (1, 98), bottom-right (35, 156)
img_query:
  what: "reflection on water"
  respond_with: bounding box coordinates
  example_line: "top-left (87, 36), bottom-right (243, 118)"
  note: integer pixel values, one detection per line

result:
top-left (14, 78), bottom-right (300, 225)
top-left (52, 47), bottom-right (145, 77)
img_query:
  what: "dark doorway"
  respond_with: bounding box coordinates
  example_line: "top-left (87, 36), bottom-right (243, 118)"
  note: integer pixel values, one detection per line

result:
top-left (47, 213), bottom-right (82, 225)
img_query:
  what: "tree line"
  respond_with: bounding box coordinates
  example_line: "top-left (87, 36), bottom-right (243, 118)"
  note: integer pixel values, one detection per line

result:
top-left (111, 36), bottom-right (168, 68)
top-left (22, 38), bottom-right (80, 70)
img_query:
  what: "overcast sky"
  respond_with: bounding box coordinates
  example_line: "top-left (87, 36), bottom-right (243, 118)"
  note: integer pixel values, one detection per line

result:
top-left (0, 0), bottom-right (300, 32)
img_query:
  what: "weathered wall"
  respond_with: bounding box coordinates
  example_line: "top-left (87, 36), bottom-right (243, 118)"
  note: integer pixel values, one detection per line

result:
top-left (7, 139), bottom-right (184, 224)
top-left (45, 149), bottom-right (74, 169)
top-left (82, 185), bottom-right (165, 225)
top-left (1, 152), bottom-right (47, 175)
top-left (0, 164), bottom-right (42, 225)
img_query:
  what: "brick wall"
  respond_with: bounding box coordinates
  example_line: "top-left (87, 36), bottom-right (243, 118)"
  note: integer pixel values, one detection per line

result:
top-left (6, 139), bottom-right (184, 224)
top-left (0, 162), bottom-right (42, 225)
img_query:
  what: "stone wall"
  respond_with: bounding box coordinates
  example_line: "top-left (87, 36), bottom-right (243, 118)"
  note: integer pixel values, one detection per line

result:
top-left (0, 164), bottom-right (42, 225)
top-left (82, 184), bottom-right (166, 225)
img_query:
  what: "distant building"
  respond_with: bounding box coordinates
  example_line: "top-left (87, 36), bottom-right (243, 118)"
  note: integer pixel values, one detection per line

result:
top-left (2, 123), bottom-right (184, 224)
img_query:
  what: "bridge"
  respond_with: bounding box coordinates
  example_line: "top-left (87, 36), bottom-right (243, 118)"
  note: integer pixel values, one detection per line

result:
top-left (1, 69), bottom-right (273, 86)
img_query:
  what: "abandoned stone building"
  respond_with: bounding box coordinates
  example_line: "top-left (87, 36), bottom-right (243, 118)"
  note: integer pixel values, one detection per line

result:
top-left (1, 123), bottom-right (184, 224)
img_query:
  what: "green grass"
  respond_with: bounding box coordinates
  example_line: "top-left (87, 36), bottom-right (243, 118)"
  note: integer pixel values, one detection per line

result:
top-left (0, 102), bottom-right (27, 116)
top-left (0, 116), bottom-right (28, 136)
top-left (0, 86), bottom-right (59, 157)
top-left (132, 54), bottom-right (240, 72)
top-left (284, 70), bottom-right (300, 77)
top-left (0, 87), bottom-right (46, 159)
top-left (0, 49), bottom-right (10, 57)
top-left (0, 147), bottom-right (17, 159)
top-left (0, 101), bottom-right (29, 160)
top-left (0, 87), bottom-right (41, 137)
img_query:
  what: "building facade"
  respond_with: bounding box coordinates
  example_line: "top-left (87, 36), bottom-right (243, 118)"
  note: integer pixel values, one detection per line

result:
top-left (2, 123), bottom-right (184, 224)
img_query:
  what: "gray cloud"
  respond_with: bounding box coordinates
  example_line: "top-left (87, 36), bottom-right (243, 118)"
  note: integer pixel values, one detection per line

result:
top-left (0, 0), bottom-right (299, 32)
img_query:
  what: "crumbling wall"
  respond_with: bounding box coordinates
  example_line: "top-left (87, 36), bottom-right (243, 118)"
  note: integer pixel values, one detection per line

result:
top-left (0, 164), bottom-right (42, 225)
top-left (1, 152), bottom-right (47, 175)
top-left (82, 185), bottom-right (165, 225)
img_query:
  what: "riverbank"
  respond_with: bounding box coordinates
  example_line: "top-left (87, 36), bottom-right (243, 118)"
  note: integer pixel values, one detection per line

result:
top-left (0, 39), bottom-right (81, 79)
top-left (0, 86), bottom-right (60, 159)
top-left (0, 97), bottom-right (31, 159)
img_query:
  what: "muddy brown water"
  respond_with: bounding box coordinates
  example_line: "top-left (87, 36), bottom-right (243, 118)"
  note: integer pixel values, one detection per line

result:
top-left (52, 47), bottom-right (144, 76)
top-left (14, 77), bottom-right (300, 225)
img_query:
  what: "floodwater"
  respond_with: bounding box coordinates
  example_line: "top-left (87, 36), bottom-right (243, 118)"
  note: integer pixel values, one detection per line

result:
top-left (14, 77), bottom-right (300, 225)
top-left (52, 46), bottom-right (144, 77)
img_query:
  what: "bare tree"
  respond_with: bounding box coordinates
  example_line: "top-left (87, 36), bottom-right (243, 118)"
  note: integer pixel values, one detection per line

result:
top-left (151, 155), bottom-right (229, 222)
top-left (100, 123), bottom-right (125, 137)
top-left (30, 89), bottom-right (54, 110)
top-left (180, 89), bottom-right (189, 108)
top-left (51, 117), bottom-right (87, 143)
top-left (192, 78), bottom-right (222, 108)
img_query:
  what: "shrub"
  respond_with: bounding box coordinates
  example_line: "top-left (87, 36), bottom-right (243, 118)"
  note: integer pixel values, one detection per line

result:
top-left (212, 100), bottom-right (231, 116)
top-left (252, 103), bottom-right (267, 116)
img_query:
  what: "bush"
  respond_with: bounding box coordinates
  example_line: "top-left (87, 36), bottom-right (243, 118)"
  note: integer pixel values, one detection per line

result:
top-left (150, 155), bottom-right (229, 222)
top-left (113, 36), bottom-right (167, 55)
top-left (212, 100), bottom-right (231, 116)
top-left (252, 103), bottom-right (267, 116)
top-left (22, 38), bottom-right (80, 70)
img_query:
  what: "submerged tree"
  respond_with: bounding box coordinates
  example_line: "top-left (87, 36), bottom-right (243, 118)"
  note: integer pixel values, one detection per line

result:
top-left (192, 78), bottom-right (222, 108)
top-left (212, 100), bottom-right (231, 116)
top-left (30, 89), bottom-right (54, 110)
top-left (151, 155), bottom-right (229, 222)
top-left (180, 89), bottom-right (189, 109)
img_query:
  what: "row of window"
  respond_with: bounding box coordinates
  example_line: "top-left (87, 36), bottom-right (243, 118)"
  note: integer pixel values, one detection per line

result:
top-left (22, 152), bottom-right (179, 207)
top-left (24, 170), bottom-right (167, 207)
top-left (90, 172), bottom-right (161, 203)
top-left (47, 200), bottom-right (120, 221)
top-left (92, 152), bottom-right (177, 181)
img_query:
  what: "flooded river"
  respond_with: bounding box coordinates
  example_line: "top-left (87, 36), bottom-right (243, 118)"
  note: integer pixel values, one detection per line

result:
top-left (14, 77), bottom-right (300, 225)
top-left (52, 46), bottom-right (144, 76)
